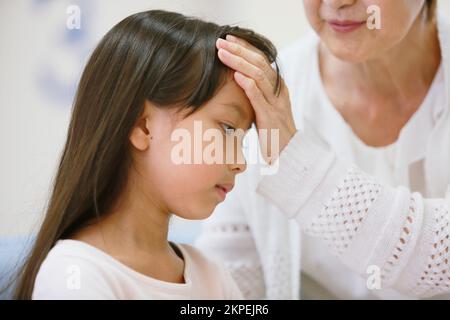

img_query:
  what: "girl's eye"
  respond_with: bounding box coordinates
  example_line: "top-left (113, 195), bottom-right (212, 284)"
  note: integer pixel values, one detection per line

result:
top-left (220, 123), bottom-right (236, 134)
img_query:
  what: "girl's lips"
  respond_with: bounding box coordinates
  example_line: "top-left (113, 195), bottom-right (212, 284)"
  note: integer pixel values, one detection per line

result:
top-left (215, 186), bottom-right (227, 200)
top-left (328, 20), bottom-right (366, 33)
top-left (215, 183), bottom-right (234, 201)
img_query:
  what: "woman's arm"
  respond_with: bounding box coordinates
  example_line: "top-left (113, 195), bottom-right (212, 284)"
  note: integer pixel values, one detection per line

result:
top-left (195, 189), bottom-right (266, 299)
top-left (257, 130), bottom-right (450, 298)
top-left (215, 35), bottom-right (450, 298)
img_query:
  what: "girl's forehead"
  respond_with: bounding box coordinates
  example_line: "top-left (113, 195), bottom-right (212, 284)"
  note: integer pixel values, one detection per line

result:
top-left (202, 81), bottom-right (254, 125)
top-left (212, 78), bottom-right (254, 113)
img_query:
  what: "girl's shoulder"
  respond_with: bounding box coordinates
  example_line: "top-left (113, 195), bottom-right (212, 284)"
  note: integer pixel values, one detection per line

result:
top-left (32, 239), bottom-right (116, 299)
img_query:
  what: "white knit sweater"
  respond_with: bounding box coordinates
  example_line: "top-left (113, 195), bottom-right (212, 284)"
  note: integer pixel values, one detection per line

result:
top-left (195, 12), bottom-right (450, 300)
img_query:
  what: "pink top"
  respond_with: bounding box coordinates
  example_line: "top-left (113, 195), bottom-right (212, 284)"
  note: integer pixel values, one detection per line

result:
top-left (32, 239), bottom-right (243, 299)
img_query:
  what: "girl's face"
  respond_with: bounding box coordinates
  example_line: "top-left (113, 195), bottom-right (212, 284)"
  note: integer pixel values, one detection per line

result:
top-left (303, 0), bottom-right (426, 62)
top-left (130, 77), bottom-right (254, 220)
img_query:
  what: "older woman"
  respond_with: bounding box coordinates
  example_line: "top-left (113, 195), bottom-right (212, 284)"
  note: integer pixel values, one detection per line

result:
top-left (196, 0), bottom-right (450, 299)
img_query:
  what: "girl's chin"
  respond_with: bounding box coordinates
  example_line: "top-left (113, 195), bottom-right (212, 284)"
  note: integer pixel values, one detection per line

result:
top-left (174, 207), bottom-right (215, 221)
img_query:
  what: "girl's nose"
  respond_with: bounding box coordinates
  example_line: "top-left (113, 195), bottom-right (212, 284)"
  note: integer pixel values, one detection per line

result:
top-left (228, 158), bottom-right (247, 174)
top-left (227, 145), bottom-right (247, 174)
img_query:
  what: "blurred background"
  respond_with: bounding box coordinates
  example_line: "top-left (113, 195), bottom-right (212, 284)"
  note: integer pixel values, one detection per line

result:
top-left (1, 0), bottom-right (450, 296)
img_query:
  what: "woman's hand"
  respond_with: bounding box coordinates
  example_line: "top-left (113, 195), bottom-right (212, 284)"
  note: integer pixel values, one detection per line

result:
top-left (216, 35), bottom-right (297, 165)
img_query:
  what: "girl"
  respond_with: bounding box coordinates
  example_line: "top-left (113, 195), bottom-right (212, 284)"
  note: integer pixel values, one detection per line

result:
top-left (13, 9), bottom-right (280, 299)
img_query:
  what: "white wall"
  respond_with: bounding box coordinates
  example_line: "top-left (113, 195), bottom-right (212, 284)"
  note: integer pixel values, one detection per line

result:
top-left (0, 0), bottom-right (449, 238)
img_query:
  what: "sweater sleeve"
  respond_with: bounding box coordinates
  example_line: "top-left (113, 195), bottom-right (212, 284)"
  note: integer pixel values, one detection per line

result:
top-left (257, 130), bottom-right (450, 298)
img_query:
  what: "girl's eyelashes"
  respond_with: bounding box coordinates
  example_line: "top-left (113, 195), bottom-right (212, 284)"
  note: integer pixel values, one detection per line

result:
top-left (220, 122), bottom-right (236, 134)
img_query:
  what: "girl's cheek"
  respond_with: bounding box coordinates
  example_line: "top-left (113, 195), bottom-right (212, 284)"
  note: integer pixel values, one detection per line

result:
top-left (147, 119), bottom-right (226, 189)
top-left (176, 163), bottom-right (223, 190)
top-left (164, 164), bottom-right (223, 218)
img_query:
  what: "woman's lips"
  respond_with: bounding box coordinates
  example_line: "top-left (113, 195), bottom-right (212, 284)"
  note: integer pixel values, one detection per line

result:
top-left (327, 20), bottom-right (366, 33)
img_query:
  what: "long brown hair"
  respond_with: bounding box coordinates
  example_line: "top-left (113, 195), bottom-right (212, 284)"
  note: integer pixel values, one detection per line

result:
top-left (12, 9), bottom-right (280, 299)
top-left (426, 0), bottom-right (437, 21)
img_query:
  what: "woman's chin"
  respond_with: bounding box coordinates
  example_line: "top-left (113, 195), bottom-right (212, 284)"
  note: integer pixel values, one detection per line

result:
top-left (320, 34), bottom-right (377, 63)
top-left (327, 44), bottom-right (374, 64)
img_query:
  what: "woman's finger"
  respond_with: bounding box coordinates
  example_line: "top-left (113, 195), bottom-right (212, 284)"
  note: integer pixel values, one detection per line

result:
top-left (216, 38), bottom-right (276, 87)
top-left (233, 71), bottom-right (269, 116)
top-left (217, 48), bottom-right (276, 104)
top-left (226, 35), bottom-right (267, 61)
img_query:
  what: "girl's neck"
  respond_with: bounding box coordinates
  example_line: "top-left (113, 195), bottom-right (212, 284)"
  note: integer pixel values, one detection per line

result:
top-left (101, 173), bottom-right (170, 251)
top-left (70, 174), bottom-right (185, 283)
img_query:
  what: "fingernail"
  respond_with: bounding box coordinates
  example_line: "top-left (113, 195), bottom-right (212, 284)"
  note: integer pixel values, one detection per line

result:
top-left (216, 38), bottom-right (226, 47)
top-left (226, 34), bottom-right (237, 42)
top-left (218, 48), bottom-right (230, 57)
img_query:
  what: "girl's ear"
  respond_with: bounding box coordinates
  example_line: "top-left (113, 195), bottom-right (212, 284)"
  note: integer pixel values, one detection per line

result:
top-left (129, 101), bottom-right (153, 151)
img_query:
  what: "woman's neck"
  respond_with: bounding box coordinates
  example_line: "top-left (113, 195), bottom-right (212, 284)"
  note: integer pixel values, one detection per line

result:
top-left (320, 15), bottom-right (441, 114)
top-left (319, 15), bottom-right (441, 147)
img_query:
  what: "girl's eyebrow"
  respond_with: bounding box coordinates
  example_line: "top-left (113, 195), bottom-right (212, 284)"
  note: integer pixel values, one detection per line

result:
top-left (220, 102), bottom-right (253, 130)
